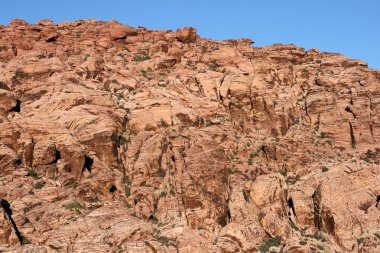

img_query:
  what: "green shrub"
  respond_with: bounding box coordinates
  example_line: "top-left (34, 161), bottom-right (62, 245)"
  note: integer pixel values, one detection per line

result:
top-left (321, 166), bottom-right (329, 172)
top-left (119, 136), bottom-right (127, 145)
top-left (160, 191), bottom-right (167, 198)
top-left (248, 152), bottom-right (257, 165)
top-left (304, 231), bottom-right (326, 241)
top-left (316, 244), bottom-right (325, 250)
top-left (125, 186), bottom-right (131, 198)
top-left (141, 69), bottom-right (153, 80)
top-left (27, 169), bottom-right (38, 179)
top-left (205, 120), bottom-right (214, 127)
top-left (34, 182), bottom-right (44, 189)
top-left (21, 235), bottom-right (31, 245)
top-left (227, 168), bottom-right (235, 174)
top-left (259, 236), bottom-right (282, 253)
top-left (357, 237), bottom-right (365, 245)
top-left (156, 235), bottom-right (170, 246)
top-left (63, 201), bottom-right (83, 210)
top-left (158, 170), bottom-right (166, 178)
top-left (299, 240), bottom-right (307, 246)
top-left (132, 55), bottom-right (151, 62)
top-left (123, 176), bottom-right (131, 185)
top-left (208, 63), bottom-right (219, 71)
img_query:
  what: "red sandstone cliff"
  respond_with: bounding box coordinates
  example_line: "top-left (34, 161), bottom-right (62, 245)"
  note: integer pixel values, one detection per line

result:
top-left (0, 19), bottom-right (379, 252)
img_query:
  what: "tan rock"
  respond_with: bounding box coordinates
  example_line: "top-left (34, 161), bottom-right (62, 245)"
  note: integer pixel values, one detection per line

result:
top-left (176, 27), bottom-right (197, 43)
top-left (32, 140), bottom-right (57, 166)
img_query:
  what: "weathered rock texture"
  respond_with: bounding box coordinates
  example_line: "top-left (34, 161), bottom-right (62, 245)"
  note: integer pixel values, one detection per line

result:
top-left (0, 19), bottom-right (379, 253)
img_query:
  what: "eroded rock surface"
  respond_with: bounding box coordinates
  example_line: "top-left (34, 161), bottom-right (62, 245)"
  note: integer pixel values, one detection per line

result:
top-left (0, 19), bottom-right (379, 252)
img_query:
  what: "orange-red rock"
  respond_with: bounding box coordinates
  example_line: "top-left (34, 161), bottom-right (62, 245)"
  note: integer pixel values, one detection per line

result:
top-left (0, 18), bottom-right (379, 252)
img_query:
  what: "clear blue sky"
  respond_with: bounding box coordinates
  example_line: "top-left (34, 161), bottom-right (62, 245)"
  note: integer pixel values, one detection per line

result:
top-left (1, 0), bottom-right (379, 69)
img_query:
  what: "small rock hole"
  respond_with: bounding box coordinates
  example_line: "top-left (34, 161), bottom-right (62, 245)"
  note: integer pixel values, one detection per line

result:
top-left (109, 185), bottom-right (117, 193)
top-left (10, 99), bottom-right (21, 113)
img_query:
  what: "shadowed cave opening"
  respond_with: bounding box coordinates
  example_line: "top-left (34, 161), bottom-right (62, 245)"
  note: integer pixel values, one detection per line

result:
top-left (0, 81), bottom-right (10, 90)
top-left (109, 185), bottom-right (117, 193)
top-left (82, 155), bottom-right (93, 174)
top-left (0, 199), bottom-right (23, 245)
top-left (10, 99), bottom-right (21, 113)
top-left (376, 195), bottom-right (380, 207)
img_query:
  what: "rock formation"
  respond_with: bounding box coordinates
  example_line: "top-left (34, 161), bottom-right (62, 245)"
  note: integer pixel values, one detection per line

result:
top-left (0, 18), bottom-right (379, 252)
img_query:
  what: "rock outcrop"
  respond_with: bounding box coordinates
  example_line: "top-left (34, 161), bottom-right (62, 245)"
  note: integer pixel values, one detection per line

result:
top-left (0, 19), bottom-right (379, 252)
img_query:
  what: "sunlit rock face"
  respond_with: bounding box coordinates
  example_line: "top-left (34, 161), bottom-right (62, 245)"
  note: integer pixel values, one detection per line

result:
top-left (0, 18), bottom-right (379, 252)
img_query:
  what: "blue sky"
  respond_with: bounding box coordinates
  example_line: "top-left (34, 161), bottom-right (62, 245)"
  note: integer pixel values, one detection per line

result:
top-left (1, 0), bottom-right (379, 69)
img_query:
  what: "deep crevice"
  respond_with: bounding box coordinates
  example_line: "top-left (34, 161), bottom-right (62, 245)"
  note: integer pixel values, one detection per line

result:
top-left (227, 209), bottom-right (231, 222)
top-left (1, 199), bottom-right (24, 245)
top-left (243, 189), bottom-right (250, 203)
top-left (349, 122), bottom-right (356, 149)
top-left (312, 188), bottom-right (322, 230)
top-left (287, 198), bottom-right (297, 217)
top-left (376, 195), bottom-right (380, 207)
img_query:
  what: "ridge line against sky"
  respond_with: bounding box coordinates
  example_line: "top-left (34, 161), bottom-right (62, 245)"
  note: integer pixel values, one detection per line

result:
top-left (1, 0), bottom-right (379, 69)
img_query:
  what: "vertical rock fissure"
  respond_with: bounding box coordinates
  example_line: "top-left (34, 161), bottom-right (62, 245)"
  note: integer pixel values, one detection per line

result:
top-left (349, 122), bottom-right (356, 149)
top-left (0, 199), bottom-right (24, 245)
top-left (312, 187), bottom-right (322, 230)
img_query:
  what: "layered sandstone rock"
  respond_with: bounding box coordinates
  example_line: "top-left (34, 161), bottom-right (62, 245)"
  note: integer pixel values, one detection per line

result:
top-left (0, 19), bottom-right (379, 252)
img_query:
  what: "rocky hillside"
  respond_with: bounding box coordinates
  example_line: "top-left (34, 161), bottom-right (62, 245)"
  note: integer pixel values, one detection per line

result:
top-left (0, 19), bottom-right (379, 253)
